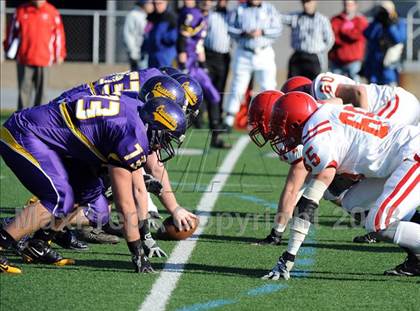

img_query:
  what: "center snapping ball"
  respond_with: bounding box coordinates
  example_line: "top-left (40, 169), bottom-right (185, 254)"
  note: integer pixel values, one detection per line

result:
top-left (156, 216), bottom-right (199, 240)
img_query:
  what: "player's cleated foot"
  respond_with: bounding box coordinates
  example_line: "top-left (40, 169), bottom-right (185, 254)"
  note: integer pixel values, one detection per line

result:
top-left (102, 222), bottom-right (124, 238)
top-left (21, 239), bottom-right (75, 266)
top-left (0, 256), bottom-right (22, 274)
top-left (77, 226), bottom-right (120, 244)
top-left (253, 229), bottom-right (282, 246)
top-left (53, 229), bottom-right (89, 251)
top-left (353, 232), bottom-right (378, 244)
top-left (384, 254), bottom-right (420, 277)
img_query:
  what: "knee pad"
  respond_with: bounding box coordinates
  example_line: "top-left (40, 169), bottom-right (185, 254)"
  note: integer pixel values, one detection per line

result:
top-left (296, 196), bottom-right (318, 224)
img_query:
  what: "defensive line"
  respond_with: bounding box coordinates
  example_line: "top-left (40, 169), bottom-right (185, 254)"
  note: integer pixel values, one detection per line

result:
top-left (139, 135), bottom-right (250, 311)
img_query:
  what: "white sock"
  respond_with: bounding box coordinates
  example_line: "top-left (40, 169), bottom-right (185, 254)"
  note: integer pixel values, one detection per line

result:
top-left (225, 115), bottom-right (235, 127)
top-left (147, 193), bottom-right (158, 213)
top-left (393, 221), bottom-right (420, 253)
top-left (287, 217), bottom-right (311, 256)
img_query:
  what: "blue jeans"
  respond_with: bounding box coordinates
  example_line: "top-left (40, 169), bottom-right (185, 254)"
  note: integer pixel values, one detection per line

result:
top-left (330, 61), bottom-right (362, 82)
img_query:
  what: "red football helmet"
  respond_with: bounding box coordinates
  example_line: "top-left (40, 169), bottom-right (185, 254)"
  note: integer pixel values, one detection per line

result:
top-left (248, 90), bottom-right (284, 147)
top-left (270, 91), bottom-right (318, 156)
top-left (281, 76), bottom-right (312, 93)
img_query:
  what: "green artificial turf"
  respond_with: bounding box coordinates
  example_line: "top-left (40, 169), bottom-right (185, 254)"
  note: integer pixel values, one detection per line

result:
top-left (1, 127), bottom-right (419, 311)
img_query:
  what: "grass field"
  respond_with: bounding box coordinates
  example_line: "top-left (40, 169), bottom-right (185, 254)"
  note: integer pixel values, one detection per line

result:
top-left (0, 121), bottom-right (419, 311)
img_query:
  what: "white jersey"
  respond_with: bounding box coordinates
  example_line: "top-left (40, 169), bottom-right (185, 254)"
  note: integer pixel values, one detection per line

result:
top-left (301, 104), bottom-right (420, 178)
top-left (311, 72), bottom-right (420, 126)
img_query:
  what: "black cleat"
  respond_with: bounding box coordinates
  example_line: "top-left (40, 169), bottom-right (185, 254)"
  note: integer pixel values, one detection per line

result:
top-left (384, 254), bottom-right (420, 277)
top-left (77, 226), bottom-right (120, 244)
top-left (21, 239), bottom-right (75, 266)
top-left (53, 229), bottom-right (89, 251)
top-left (253, 229), bottom-right (282, 246)
top-left (353, 232), bottom-right (378, 244)
top-left (0, 255), bottom-right (22, 274)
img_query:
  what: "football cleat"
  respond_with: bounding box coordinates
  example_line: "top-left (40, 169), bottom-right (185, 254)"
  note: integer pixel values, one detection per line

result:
top-left (262, 252), bottom-right (295, 281)
top-left (384, 254), bottom-right (420, 277)
top-left (21, 239), bottom-right (75, 266)
top-left (0, 255), bottom-right (22, 274)
top-left (253, 229), bottom-right (282, 246)
top-left (77, 226), bottom-right (120, 244)
top-left (353, 232), bottom-right (378, 244)
top-left (53, 229), bottom-right (89, 251)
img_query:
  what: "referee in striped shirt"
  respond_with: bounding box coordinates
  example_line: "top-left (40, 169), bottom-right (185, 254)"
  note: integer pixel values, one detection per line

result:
top-left (204, 0), bottom-right (231, 147)
top-left (282, 0), bottom-right (334, 79)
top-left (223, 0), bottom-right (281, 129)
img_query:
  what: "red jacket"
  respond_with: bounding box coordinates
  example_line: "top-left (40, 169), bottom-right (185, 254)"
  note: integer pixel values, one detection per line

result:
top-left (328, 13), bottom-right (368, 65)
top-left (4, 2), bottom-right (66, 67)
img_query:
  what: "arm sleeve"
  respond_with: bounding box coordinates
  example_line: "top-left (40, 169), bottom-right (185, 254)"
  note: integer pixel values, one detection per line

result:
top-left (340, 16), bottom-right (369, 42)
top-left (262, 4), bottom-right (282, 39)
top-left (322, 16), bottom-right (335, 51)
top-left (227, 8), bottom-right (243, 39)
top-left (53, 11), bottom-right (67, 62)
top-left (123, 12), bottom-right (144, 60)
top-left (387, 20), bottom-right (407, 44)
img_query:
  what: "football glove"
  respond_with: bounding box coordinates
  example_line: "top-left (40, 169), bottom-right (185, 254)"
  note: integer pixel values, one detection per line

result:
top-left (253, 229), bottom-right (282, 246)
top-left (132, 253), bottom-right (155, 273)
top-left (262, 252), bottom-right (295, 281)
top-left (144, 174), bottom-right (163, 196)
top-left (148, 211), bottom-right (163, 231)
top-left (142, 233), bottom-right (167, 258)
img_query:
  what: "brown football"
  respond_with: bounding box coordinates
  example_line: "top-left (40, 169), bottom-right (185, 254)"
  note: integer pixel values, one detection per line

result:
top-left (156, 216), bottom-right (199, 240)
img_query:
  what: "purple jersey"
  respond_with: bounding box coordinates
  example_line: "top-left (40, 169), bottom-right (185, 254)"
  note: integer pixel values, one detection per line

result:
top-left (55, 68), bottom-right (162, 104)
top-left (5, 94), bottom-right (150, 171)
top-left (178, 7), bottom-right (207, 63)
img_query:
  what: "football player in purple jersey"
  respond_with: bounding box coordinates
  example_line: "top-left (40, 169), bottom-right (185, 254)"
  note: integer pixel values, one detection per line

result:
top-left (0, 94), bottom-right (189, 274)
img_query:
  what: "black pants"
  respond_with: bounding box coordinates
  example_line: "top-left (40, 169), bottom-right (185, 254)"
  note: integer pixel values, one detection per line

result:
top-left (288, 51), bottom-right (321, 80)
top-left (205, 49), bottom-right (230, 129)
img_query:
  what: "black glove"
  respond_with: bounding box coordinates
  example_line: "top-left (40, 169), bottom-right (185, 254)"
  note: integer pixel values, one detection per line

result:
top-left (253, 228), bottom-right (282, 245)
top-left (127, 239), bottom-right (155, 273)
top-left (143, 174), bottom-right (163, 196)
top-left (132, 253), bottom-right (155, 273)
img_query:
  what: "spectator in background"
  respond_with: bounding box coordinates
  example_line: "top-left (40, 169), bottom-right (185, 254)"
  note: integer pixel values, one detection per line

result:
top-left (177, 0), bottom-right (228, 148)
top-left (204, 0), bottom-right (231, 137)
top-left (4, 0), bottom-right (66, 110)
top-left (224, 0), bottom-right (282, 130)
top-left (329, 0), bottom-right (368, 82)
top-left (146, 0), bottom-right (177, 68)
top-left (282, 0), bottom-right (334, 79)
top-left (364, 1), bottom-right (406, 86)
top-left (123, 0), bottom-right (153, 71)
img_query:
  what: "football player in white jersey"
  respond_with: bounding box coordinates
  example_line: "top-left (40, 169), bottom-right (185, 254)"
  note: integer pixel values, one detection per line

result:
top-left (284, 72), bottom-right (420, 126)
top-left (262, 92), bottom-right (420, 279)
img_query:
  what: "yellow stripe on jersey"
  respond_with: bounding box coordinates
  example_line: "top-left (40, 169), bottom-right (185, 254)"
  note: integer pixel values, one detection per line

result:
top-left (88, 82), bottom-right (97, 95)
top-left (59, 103), bottom-right (107, 163)
top-left (0, 126), bottom-right (41, 168)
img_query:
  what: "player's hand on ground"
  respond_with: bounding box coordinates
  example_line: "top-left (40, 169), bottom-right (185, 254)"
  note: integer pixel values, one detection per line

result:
top-left (262, 252), bottom-right (295, 281)
top-left (132, 254), bottom-right (155, 273)
top-left (143, 174), bottom-right (163, 196)
top-left (142, 235), bottom-right (167, 258)
top-left (253, 229), bottom-right (282, 246)
top-left (173, 206), bottom-right (198, 231)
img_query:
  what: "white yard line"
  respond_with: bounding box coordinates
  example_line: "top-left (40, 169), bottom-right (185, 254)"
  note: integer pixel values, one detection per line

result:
top-left (139, 136), bottom-right (250, 311)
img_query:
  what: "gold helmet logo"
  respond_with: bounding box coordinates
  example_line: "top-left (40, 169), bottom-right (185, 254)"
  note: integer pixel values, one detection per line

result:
top-left (182, 82), bottom-right (198, 106)
top-left (151, 82), bottom-right (176, 101)
top-left (153, 105), bottom-right (178, 131)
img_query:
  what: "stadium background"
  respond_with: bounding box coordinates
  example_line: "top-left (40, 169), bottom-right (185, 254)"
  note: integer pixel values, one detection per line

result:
top-left (1, 0), bottom-right (419, 110)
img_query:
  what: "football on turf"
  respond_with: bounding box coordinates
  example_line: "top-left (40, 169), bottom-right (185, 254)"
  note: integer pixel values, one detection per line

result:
top-left (156, 216), bottom-right (199, 240)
